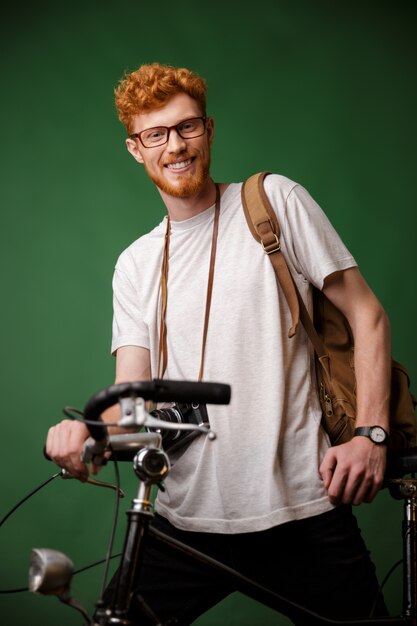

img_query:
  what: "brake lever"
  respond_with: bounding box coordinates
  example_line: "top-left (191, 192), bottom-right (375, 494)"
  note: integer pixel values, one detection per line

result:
top-left (60, 469), bottom-right (125, 497)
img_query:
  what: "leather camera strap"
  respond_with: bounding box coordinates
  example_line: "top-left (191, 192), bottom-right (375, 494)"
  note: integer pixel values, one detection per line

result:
top-left (158, 184), bottom-right (221, 381)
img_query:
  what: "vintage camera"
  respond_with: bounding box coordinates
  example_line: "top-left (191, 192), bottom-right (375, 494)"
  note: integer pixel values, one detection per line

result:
top-left (147, 403), bottom-right (210, 453)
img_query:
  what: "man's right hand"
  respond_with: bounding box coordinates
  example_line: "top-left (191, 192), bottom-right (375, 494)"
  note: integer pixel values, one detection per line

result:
top-left (45, 346), bottom-right (151, 481)
top-left (45, 419), bottom-right (91, 481)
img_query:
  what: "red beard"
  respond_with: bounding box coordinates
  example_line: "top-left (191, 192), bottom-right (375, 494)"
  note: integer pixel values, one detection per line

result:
top-left (145, 152), bottom-right (211, 198)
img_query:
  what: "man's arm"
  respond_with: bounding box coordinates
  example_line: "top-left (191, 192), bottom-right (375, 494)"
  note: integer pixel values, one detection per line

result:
top-left (318, 267), bottom-right (391, 505)
top-left (45, 346), bottom-right (151, 480)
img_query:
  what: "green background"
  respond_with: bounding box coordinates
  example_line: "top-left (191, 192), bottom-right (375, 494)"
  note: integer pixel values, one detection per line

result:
top-left (1, 1), bottom-right (416, 624)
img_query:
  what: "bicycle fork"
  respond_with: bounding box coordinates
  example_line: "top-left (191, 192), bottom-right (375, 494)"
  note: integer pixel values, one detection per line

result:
top-left (403, 483), bottom-right (417, 626)
top-left (387, 477), bottom-right (417, 626)
top-left (95, 446), bottom-right (170, 626)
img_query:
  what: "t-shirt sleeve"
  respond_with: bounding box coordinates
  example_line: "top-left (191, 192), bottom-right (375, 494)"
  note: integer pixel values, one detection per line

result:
top-left (111, 264), bottom-right (150, 355)
top-left (265, 176), bottom-right (357, 289)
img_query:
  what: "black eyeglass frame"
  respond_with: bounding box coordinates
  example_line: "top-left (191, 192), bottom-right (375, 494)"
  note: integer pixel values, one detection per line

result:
top-left (128, 116), bottom-right (207, 148)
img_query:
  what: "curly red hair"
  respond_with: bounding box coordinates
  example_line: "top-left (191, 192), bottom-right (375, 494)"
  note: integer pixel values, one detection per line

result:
top-left (114, 63), bottom-right (207, 134)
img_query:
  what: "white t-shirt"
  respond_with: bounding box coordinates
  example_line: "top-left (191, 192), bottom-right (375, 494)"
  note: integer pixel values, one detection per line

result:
top-left (111, 174), bottom-right (357, 533)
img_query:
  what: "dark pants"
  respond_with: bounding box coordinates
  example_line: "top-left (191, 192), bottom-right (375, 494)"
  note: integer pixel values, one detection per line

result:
top-left (103, 505), bottom-right (387, 625)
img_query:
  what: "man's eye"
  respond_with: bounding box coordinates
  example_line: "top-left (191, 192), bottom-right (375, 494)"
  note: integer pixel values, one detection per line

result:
top-left (143, 128), bottom-right (166, 142)
top-left (179, 120), bottom-right (197, 133)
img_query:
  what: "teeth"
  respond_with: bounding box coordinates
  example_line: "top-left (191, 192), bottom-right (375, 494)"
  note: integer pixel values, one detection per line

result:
top-left (167, 159), bottom-right (192, 170)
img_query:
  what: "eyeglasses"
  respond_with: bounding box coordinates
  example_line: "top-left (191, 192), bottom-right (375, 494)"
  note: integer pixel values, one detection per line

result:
top-left (129, 117), bottom-right (207, 148)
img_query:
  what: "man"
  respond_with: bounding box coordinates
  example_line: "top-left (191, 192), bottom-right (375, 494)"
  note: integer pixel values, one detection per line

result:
top-left (46, 62), bottom-right (390, 624)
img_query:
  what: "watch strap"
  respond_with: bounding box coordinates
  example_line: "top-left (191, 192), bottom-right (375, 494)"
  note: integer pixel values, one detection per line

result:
top-left (353, 426), bottom-right (389, 443)
top-left (354, 427), bottom-right (373, 437)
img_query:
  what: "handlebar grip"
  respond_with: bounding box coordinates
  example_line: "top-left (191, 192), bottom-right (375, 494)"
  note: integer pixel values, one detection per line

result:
top-left (83, 379), bottom-right (231, 441)
top-left (386, 446), bottom-right (417, 478)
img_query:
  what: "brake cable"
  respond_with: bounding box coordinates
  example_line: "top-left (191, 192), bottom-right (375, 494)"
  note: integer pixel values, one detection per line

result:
top-left (0, 407), bottom-right (124, 595)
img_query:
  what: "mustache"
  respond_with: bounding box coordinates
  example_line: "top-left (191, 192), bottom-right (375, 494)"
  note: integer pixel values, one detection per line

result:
top-left (163, 153), bottom-right (194, 165)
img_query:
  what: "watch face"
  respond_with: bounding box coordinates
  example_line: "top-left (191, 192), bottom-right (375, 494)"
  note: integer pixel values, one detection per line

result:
top-left (370, 426), bottom-right (386, 443)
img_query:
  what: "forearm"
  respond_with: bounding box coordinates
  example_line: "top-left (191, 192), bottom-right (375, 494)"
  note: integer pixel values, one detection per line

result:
top-left (101, 345), bottom-right (152, 434)
top-left (101, 403), bottom-right (125, 435)
top-left (351, 303), bottom-right (391, 431)
top-left (320, 268), bottom-right (390, 505)
top-left (323, 268), bottom-right (392, 431)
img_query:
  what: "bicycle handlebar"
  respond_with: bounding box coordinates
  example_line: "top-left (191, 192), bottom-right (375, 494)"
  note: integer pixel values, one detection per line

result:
top-left (386, 447), bottom-right (417, 477)
top-left (83, 379), bottom-right (231, 441)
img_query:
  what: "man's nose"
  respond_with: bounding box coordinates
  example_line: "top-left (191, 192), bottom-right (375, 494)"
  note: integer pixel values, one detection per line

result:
top-left (166, 128), bottom-right (187, 152)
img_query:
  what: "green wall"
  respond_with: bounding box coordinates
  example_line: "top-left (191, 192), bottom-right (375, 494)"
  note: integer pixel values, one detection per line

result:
top-left (1, 1), bottom-right (416, 624)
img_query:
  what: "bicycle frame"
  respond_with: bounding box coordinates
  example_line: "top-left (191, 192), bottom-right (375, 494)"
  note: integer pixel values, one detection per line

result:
top-left (90, 441), bottom-right (417, 626)
top-left (30, 380), bottom-right (417, 626)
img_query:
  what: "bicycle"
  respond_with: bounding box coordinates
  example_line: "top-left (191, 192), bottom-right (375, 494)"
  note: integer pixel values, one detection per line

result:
top-left (19, 380), bottom-right (417, 625)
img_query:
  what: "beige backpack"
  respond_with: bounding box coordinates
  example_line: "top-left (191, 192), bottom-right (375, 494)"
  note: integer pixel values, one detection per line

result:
top-left (241, 171), bottom-right (416, 449)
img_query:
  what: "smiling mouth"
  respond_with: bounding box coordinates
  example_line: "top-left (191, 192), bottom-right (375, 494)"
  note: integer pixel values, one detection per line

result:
top-left (165, 158), bottom-right (194, 170)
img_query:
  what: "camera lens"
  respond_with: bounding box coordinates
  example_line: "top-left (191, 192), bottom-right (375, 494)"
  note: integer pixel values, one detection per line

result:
top-left (148, 406), bottom-right (183, 447)
top-left (147, 403), bottom-right (210, 453)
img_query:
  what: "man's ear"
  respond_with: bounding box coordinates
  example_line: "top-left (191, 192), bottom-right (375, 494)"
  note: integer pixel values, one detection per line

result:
top-left (126, 138), bottom-right (144, 164)
top-left (206, 117), bottom-right (215, 145)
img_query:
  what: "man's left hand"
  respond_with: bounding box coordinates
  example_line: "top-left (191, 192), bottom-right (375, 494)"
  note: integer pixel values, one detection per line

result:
top-left (319, 436), bottom-right (387, 505)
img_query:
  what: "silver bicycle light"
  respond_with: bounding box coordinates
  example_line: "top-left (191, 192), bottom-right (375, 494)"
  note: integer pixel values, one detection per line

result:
top-left (29, 548), bottom-right (95, 624)
top-left (29, 548), bottom-right (74, 596)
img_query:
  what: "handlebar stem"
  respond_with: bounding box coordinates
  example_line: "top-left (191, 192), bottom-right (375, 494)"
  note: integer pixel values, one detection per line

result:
top-left (119, 397), bottom-right (147, 429)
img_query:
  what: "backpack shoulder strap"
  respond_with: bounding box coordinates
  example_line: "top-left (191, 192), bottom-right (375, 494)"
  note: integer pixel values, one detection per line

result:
top-left (241, 172), bottom-right (327, 358)
top-left (242, 172), bottom-right (299, 337)
top-left (241, 172), bottom-right (281, 249)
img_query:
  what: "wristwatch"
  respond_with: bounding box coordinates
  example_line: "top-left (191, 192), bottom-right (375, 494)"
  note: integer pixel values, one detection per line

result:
top-left (353, 426), bottom-right (389, 445)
